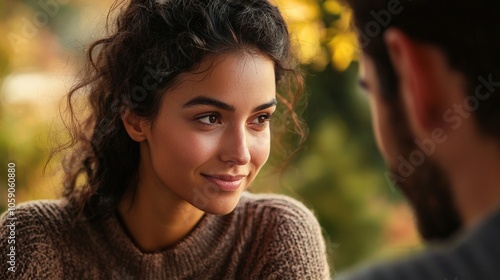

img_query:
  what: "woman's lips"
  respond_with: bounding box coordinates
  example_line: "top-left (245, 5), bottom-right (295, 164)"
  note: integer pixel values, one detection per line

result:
top-left (202, 174), bottom-right (245, 192)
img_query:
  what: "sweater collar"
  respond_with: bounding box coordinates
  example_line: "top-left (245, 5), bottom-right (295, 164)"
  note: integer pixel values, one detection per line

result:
top-left (98, 209), bottom-right (235, 278)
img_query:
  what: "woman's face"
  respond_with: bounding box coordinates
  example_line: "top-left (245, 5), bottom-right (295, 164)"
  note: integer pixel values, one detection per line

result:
top-left (137, 51), bottom-right (276, 214)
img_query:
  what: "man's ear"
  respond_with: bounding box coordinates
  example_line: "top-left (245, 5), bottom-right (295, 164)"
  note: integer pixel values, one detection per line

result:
top-left (121, 109), bottom-right (147, 142)
top-left (384, 28), bottom-right (446, 138)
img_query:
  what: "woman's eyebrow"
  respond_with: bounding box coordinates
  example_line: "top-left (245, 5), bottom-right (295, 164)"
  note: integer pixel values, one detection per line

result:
top-left (183, 96), bottom-right (277, 112)
top-left (253, 99), bottom-right (277, 112)
top-left (183, 96), bottom-right (236, 112)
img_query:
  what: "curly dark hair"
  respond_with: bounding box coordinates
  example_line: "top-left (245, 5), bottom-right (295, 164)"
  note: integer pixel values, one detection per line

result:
top-left (56, 0), bottom-right (306, 219)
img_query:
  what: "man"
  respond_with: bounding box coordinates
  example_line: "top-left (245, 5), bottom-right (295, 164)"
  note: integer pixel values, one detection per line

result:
top-left (337, 0), bottom-right (500, 279)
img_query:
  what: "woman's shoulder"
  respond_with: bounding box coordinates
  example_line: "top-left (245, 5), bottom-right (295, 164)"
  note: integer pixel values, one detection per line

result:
top-left (0, 199), bottom-right (72, 279)
top-left (0, 198), bottom-right (79, 243)
top-left (1, 199), bottom-right (72, 227)
top-left (233, 192), bottom-right (331, 279)
top-left (237, 192), bottom-right (323, 233)
top-left (240, 192), bottom-right (314, 217)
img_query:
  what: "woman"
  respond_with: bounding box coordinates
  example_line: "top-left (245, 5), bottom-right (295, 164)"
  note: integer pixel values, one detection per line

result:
top-left (0, 0), bottom-right (330, 279)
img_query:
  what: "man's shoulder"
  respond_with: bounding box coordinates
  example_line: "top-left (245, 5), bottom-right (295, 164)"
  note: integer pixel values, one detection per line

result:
top-left (335, 250), bottom-right (459, 280)
top-left (336, 210), bottom-right (500, 280)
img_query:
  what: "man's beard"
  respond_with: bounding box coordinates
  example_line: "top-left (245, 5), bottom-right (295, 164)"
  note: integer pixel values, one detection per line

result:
top-left (387, 101), bottom-right (463, 242)
top-left (390, 159), bottom-right (462, 241)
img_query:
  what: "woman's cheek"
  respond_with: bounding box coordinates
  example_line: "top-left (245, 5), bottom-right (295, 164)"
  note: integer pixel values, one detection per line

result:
top-left (251, 131), bottom-right (272, 167)
top-left (178, 132), bottom-right (219, 164)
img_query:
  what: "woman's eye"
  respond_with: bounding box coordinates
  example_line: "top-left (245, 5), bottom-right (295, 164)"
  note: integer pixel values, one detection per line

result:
top-left (197, 114), bottom-right (221, 125)
top-left (250, 114), bottom-right (272, 125)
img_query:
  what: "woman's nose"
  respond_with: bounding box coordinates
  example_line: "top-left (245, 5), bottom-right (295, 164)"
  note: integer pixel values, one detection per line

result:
top-left (219, 126), bottom-right (251, 165)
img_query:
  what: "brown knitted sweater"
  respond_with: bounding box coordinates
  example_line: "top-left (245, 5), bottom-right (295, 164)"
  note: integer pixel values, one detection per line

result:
top-left (1, 192), bottom-right (330, 279)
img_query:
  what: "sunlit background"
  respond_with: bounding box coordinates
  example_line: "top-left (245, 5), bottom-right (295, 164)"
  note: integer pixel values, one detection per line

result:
top-left (0, 0), bottom-right (421, 274)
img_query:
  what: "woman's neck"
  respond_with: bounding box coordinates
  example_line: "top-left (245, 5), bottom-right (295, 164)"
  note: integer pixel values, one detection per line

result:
top-left (117, 182), bottom-right (205, 252)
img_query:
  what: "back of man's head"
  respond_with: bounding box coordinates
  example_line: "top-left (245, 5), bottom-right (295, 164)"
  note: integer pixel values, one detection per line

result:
top-left (341, 0), bottom-right (500, 242)
top-left (346, 0), bottom-right (500, 138)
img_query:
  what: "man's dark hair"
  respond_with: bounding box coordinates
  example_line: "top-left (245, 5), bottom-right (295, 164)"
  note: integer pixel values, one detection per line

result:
top-left (345, 0), bottom-right (500, 138)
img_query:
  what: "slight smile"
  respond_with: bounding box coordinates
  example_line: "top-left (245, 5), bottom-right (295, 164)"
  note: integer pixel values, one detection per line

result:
top-left (201, 174), bottom-right (246, 192)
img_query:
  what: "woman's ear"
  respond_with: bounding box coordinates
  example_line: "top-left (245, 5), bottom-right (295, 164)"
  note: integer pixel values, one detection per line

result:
top-left (384, 28), bottom-right (445, 139)
top-left (121, 109), bottom-right (147, 142)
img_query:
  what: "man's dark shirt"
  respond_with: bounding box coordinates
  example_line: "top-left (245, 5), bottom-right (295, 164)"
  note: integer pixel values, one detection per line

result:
top-left (336, 208), bottom-right (500, 280)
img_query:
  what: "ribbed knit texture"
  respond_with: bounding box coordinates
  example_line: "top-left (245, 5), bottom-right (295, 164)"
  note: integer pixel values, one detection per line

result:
top-left (335, 209), bottom-right (500, 280)
top-left (1, 192), bottom-right (330, 279)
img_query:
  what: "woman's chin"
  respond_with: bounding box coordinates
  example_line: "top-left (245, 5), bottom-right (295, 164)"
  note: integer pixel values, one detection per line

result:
top-left (192, 192), bottom-right (243, 215)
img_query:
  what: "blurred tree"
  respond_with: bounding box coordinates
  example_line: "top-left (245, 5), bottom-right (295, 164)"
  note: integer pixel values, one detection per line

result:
top-left (0, 0), bottom-right (79, 212)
